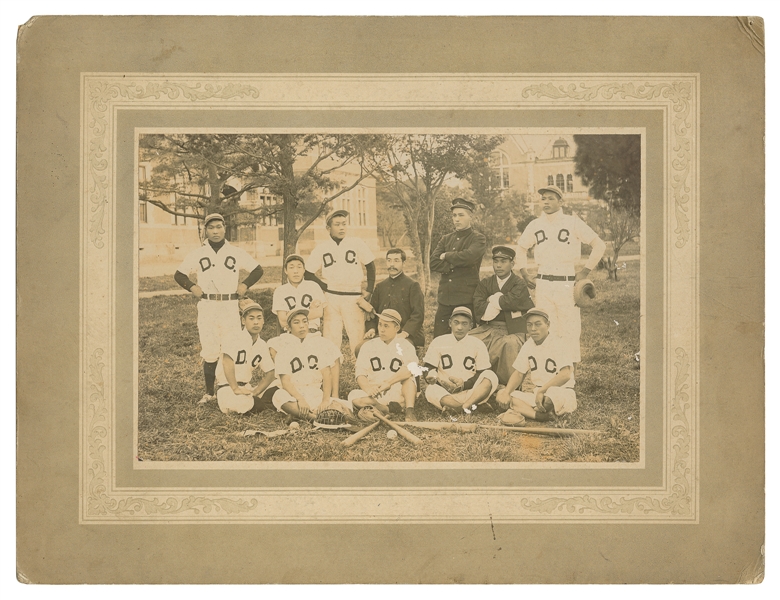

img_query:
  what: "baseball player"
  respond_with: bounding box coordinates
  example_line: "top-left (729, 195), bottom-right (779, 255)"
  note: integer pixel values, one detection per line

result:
top-left (495, 307), bottom-right (577, 426)
top-left (516, 185), bottom-right (606, 363)
top-left (348, 309), bottom-right (419, 422)
top-left (430, 198), bottom-right (487, 338)
top-left (305, 209), bottom-right (376, 358)
top-left (471, 245), bottom-right (535, 385)
top-left (214, 302), bottom-right (278, 415)
top-left (423, 306), bottom-right (499, 413)
top-left (271, 308), bottom-right (351, 421)
top-left (272, 254), bottom-right (326, 333)
top-left (174, 213), bottom-right (265, 403)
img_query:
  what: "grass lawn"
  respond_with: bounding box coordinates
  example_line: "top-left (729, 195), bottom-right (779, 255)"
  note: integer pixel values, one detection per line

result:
top-left (137, 262), bottom-right (640, 462)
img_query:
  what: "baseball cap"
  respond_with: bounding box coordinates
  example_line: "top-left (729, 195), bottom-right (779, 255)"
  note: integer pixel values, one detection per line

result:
top-left (525, 307), bottom-right (550, 321)
top-left (450, 306), bottom-right (473, 320)
top-left (286, 307), bottom-right (310, 327)
top-left (450, 198), bottom-right (476, 212)
top-left (377, 309), bottom-right (402, 327)
top-left (284, 254), bottom-right (305, 267)
top-left (204, 213), bottom-right (225, 226)
top-left (240, 302), bottom-right (264, 318)
top-left (326, 209), bottom-right (349, 225)
top-left (492, 245), bottom-right (516, 260)
top-left (537, 185), bottom-right (564, 199)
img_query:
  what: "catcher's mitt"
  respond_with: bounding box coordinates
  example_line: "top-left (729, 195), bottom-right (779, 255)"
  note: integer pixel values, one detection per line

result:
top-left (356, 296), bottom-right (374, 321)
top-left (313, 408), bottom-right (361, 431)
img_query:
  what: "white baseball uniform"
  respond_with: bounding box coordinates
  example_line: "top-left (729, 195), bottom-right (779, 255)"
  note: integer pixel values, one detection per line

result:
top-left (215, 329), bottom-right (274, 414)
top-left (306, 236), bottom-right (374, 355)
top-left (423, 334), bottom-right (499, 409)
top-left (177, 240), bottom-right (261, 362)
top-left (510, 334), bottom-right (577, 415)
top-left (347, 336), bottom-right (417, 406)
top-left (272, 280), bottom-right (326, 330)
top-left (517, 209), bottom-right (602, 363)
top-left (271, 334), bottom-right (350, 412)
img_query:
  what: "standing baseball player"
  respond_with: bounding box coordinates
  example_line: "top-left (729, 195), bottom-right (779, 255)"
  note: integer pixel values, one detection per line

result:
top-left (214, 302), bottom-right (278, 415)
top-left (430, 198), bottom-right (487, 338)
top-left (272, 308), bottom-right (351, 421)
top-left (305, 210), bottom-right (376, 358)
top-left (423, 307), bottom-right (498, 414)
top-left (272, 254), bottom-right (326, 333)
top-left (348, 309), bottom-right (419, 422)
top-left (495, 307), bottom-right (577, 426)
top-left (516, 185), bottom-right (606, 363)
top-left (174, 213), bottom-right (265, 403)
top-left (471, 246), bottom-right (535, 385)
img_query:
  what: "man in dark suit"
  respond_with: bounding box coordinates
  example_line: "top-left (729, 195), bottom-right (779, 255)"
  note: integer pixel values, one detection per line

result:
top-left (470, 245), bottom-right (535, 385)
top-left (430, 198), bottom-right (487, 338)
top-left (361, 248), bottom-right (426, 349)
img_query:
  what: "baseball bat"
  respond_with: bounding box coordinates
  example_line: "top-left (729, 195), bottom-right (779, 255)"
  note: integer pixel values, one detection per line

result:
top-left (404, 422), bottom-right (478, 433)
top-left (478, 424), bottom-right (600, 437)
top-left (340, 420), bottom-right (380, 447)
top-left (371, 410), bottom-right (423, 445)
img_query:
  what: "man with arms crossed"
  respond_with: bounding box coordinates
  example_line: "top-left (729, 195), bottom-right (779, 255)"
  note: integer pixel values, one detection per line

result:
top-left (174, 213), bottom-right (264, 403)
top-left (495, 307), bottom-right (577, 426)
top-left (429, 198), bottom-right (487, 338)
top-left (305, 210), bottom-right (376, 358)
top-left (516, 185), bottom-right (606, 363)
top-left (349, 309), bottom-right (419, 422)
top-left (471, 245), bottom-right (535, 385)
top-left (423, 307), bottom-right (498, 414)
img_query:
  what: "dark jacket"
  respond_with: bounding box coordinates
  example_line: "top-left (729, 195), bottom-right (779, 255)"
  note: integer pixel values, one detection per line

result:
top-left (367, 273), bottom-right (426, 347)
top-left (430, 227), bottom-right (487, 306)
top-left (473, 273), bottom-right (534, 335)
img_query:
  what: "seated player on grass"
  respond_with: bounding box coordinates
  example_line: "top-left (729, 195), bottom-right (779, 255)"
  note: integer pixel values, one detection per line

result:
top-left (423, 306), bottom-right (499, 414)
top-left (272, 253), bottom-right (326, 334)
top-left (348, 309), bottom-right (418, 422)
top-left (214, 302), bottom-right (278, 415)
top-left (495, 307), bottom-right (577, 426)
top-left (271, 308), bottom-right (351, 422)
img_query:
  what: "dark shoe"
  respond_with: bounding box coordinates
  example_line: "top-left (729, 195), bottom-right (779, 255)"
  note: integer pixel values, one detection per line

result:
top-left (388, 401), bottom-right (404, 415)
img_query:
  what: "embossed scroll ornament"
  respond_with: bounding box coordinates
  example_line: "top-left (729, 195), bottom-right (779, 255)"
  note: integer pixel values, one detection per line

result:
top-left (81, 74), bottom-right (698, 524)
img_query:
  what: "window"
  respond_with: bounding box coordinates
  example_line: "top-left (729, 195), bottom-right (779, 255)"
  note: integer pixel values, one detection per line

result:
top-left (548, 175), bottom-right (554, 186)
top-left (139, 201), bottom-right (147, 223)
top-left (556, 174), bottom-right (565, 191)
top-left (260, 195), bottom-right (279, 226)
top-left (567, 174), bottom-right (574, 193)
top-left (490, 151), bottom-right (510, 189)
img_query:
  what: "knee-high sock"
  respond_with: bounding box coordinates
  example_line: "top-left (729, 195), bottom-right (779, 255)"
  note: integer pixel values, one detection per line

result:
top-left (203, 361), bottom-right (218, 395)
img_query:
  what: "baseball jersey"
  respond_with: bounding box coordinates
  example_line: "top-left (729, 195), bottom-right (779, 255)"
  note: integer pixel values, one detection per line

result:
top-left (423, 334), bottom-right (491, 382)
top-left (517, 210), bottom-right (599, 276)
top-left (177, 241), bottom-right (260, 295)
top-left (272, 281), bottom-right (326, 329)
top-left (355, 336), bottom-right (417, 385)
top-left (267, 332), bottom-right (298, 356)
top-left (513, 335), bottom-right (575, 389)
top-left (274, 335), bottom-right (342, 389)
top-left (305, 236), bottom-right (374, 293)
top-left (215, 329), bottom-right (274, 386)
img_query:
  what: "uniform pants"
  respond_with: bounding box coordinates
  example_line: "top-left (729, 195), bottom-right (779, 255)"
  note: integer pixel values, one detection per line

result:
top-left (323, 292), bottom-right (365, 357)
top-left (197, 299), bottom-right (241, 362)
top-left (425, 370), bottom-right (499, 410)
top-left (534, 279), bottom-right (581, 363)
top-left (433, 303), bottom-right (474, 338)
top-left (468, 321), bottom-right (526, 385)
top-left (216, 384), bottom-right (278, 415)
top-left (510, 386), bottom-right (577, 415)
top-left (348, 383), bottom-right (403, 406)
top-left (272, 386), bottom-right (353, 412)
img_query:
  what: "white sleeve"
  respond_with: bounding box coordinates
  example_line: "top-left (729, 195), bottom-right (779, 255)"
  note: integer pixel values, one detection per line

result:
top-left (574, 216), bottom-right (599, 246)
top-left (258, 344), bottom-right (275, 374)
top-left (320, 338), bottom-right (343, 367)
top-left (176, 247), bottom-right (200, 274)
top-left (274, 348), bottom-right (293, 376)
top-left (512, 342), bottom-right (531, 374)
top-left (305, 246), bottom-right (323, 273)
top-left (354, 343), bottom-right (371, 378)
top-left (271, 287), bottom-right (285, 315)
top-left (474, 339), bottom-right (492, 371)
top-left (355, 238), bottom-right (375, 265)
top-left (422, 338), bottom-right (441, 367)
top-left (515, 223), bottom-right (537, 269)
top-left (221, 333), bottom-right (243, 362)
top-left (553, 340), bottom-right (574, 370)
top-left (236, 247), bottom-right (261, 272)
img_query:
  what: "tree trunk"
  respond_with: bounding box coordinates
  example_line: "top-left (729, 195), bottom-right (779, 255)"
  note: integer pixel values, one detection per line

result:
top-left (280, 148), bottom-right (299, 284)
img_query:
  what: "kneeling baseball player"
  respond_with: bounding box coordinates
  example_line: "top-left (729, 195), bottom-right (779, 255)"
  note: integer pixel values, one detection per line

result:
top-left (272, 308), bottom-right (351, 421)
top-left (214, 302), bottom-right (277, 415)
top-left (348, 309), bottom-right (418, 422)
top-left (495, 307), bottom-right (577, 426)
top-left (423, 306), bottom-right (499, 414)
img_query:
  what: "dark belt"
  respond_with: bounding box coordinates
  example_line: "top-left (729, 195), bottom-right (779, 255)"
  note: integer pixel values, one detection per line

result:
top-left (326, 290), bottom-right (361, 296)
top-left (216, 381), bottom-right (249, 391)
top-left (536, 274), bottom-right (575, 282)
top-left (204, 293), bottom-right (239, 300)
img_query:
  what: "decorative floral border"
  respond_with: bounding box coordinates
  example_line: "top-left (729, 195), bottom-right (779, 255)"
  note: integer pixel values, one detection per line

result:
top-left (81, 74), bottom-right (698, 523)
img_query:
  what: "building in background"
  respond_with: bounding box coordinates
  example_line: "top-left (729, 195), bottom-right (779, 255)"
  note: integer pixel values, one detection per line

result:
top-left (138, 159), bottom-right (379, 277)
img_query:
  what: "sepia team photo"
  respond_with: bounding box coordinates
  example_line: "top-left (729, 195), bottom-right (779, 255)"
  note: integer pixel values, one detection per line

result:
top-left (137, 132), bottom-right (641, 463)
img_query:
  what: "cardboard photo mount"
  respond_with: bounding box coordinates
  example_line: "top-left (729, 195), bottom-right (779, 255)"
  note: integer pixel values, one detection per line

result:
top-left (17, 17), bottom-right (764, 584)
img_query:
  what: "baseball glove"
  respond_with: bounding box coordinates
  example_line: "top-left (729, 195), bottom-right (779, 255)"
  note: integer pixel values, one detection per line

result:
top-left (355, 296), bottom-right (374, 320)
top-left (238, 297), bottom-right (256, 312)
top-left (313, 407), bottom-right (361, 431)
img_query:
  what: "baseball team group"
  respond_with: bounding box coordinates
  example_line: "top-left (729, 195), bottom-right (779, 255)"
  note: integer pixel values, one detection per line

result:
top-left (171, 184), bottom-right (606, 430)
